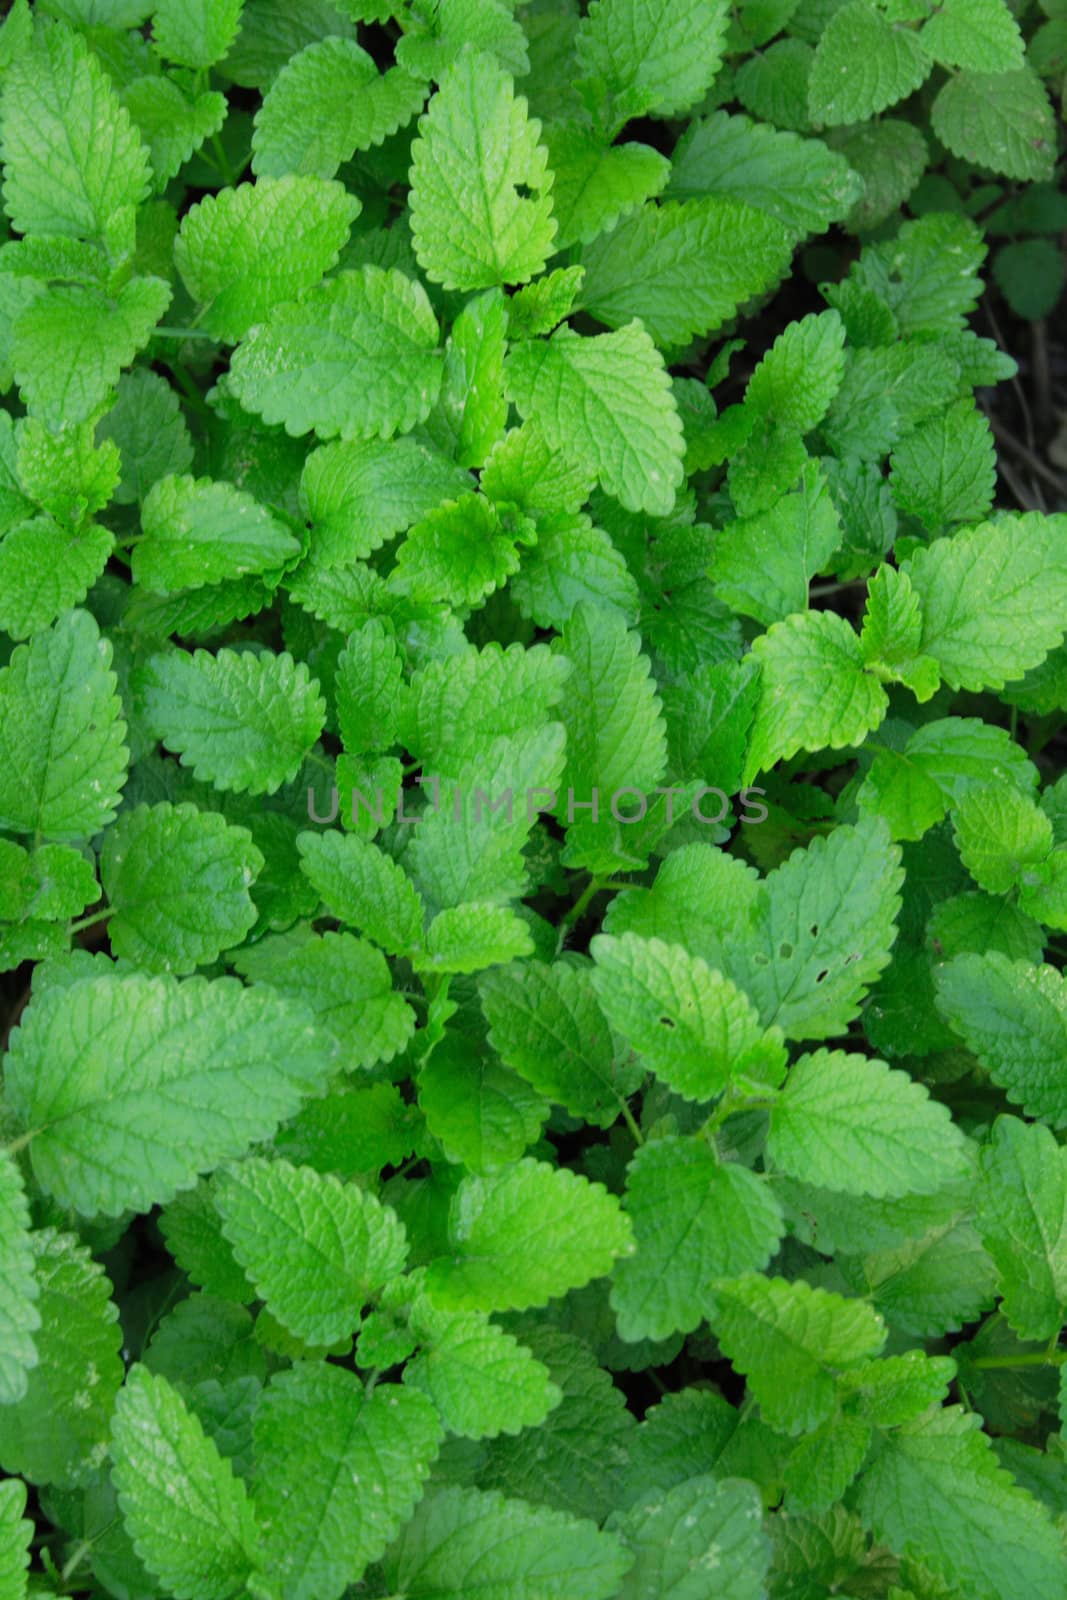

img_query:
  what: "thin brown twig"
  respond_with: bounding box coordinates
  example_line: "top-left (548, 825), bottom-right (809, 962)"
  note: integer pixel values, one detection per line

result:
top-left (987, 412), bottom-right (1066, 498)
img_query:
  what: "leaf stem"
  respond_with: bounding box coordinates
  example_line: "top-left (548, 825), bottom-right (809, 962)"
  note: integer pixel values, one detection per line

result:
top-left (0, 1130), bottom-right (36, 1158)
top-left (969, 1351), bottom-right (1067, 1370)
top-left (617, 1097), bottom-right (644, 1147)
top-left (154, 325), bottom-right (218, 341)
top-left (68, 906), bottom-right (113, 934)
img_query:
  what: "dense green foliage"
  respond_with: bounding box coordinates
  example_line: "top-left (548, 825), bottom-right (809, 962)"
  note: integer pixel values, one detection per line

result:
top-left (0, 0), bottom-right (1066, 1596)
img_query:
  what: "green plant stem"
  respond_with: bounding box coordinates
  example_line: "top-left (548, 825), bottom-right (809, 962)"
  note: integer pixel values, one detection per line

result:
top-left (617, 1097), bottom-right (644, 1147)
top-left (969, 1351), bottom-right (1067, 1370)
top-left (154, 325), bottom-right (218, 341)
top-left (210, 130), bottom-right (237, 187)
top-left (68, 906), bottom-right (114, 934)
top-left (0, 1130), bottom-right (36, 1157)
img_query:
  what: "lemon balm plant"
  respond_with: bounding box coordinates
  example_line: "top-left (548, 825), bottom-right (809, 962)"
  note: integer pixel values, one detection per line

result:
top-left (0, 1), bottom-right (1067, 1596)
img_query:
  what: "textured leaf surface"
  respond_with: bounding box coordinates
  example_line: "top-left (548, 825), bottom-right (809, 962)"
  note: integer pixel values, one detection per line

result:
top-left (229, 266), bottom-right (442, 443)
top-left (252, 1363), bottom-right (442, 1600)
top-left (0, 23), bottom-right (150, 238)
top-left (855, 1407), bottom-right (1067, 1600)
top-left (0, 1153), bottom-right (38, 1409)
top-left (506, 324), bottom-right (685, 516)
top-left (215, 1157), bottom-right (407, 1345)
top-left (175, 176), bottom-right (359, 342)
top-left (0, 609), bottom-right (127, 842)
top-left (903, 513), bottom-right (1067, 692)
top-left (101, 802), bottom-right (262, 974)
top-left (134, 474), bottom-right (300, 594)
top-left (138, 647), bottom-right (325, 795)
top-left (767, 1050), bottom-right (970, 1198)
top-left (612, 1137), bottom-right (784, 1341)
top-left (578, 199), bottom-right (793, 347)
top-left (405, 1296), bottom-right (561, 1439)
top-left (384, 1484), bottom-right (631, 1600)
top-left (4, 972), bottom-right (334, 1215)
top-left (425, 1158), bottom-right (634, 1311)
top-left (409, 49), bottom-right (555, 292)
top-left (111, 1365), bottom-right (260, 1600)
top-left (576, 0), bottom-right (730, 129)
top-left (709, 1273), bottom-right (886, 1435)
top-left (0, 1228), bottom-right (122, 1488)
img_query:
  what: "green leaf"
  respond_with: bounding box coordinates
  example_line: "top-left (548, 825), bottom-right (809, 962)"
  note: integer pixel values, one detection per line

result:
top-left (976, 1115), bottom-right (1067, 1341)
top-left (424, 1157), bottom-right (634, 1312)
top-left (152, 0), bottom-right (244, 67)
top-left (708, 1273), bottom-right (886, 1435)
top-left (902, 513), bottom-right (1067, 692)
top-left (214, 1157), bottom-right (407, 1345)
top-left (98, 368), bottom-right (194, 505)
top-left (0, 22), bottom-right (150, 239)
top-left (0, 1478), bottom-right (31, 1600)
top-left (409, 48), bottom-right (556, 292)
top-left (0, 1227), bottom-right (122, 1488)
top-left (931, 66), bottom-right (1056, 181)
top-left (590, 932), bottom-right (776, 1101)
top-left (743, 609), bottom-right (888, 783)
top-left (417, 1033), bottom-right (547, 1170)
top-left (110, 1365), bottom-right (261, 1600)
top-left (402, 640), bottom-right (570, 774)
top-left (575, 0), bottom-right (730, 131)
top-left (952, 782), bottom-right (1052, 893)
top-left (228, 265), bottom-right (442, 443)
top-left (13, 275), bottom-right (171, 427)
top-left (396, 0), bottom-right (530, 78)
top-left (381, 1484), bottom-right (632, 1600)
top-left (551, 601), bottom-right (667, 860)
top-left (855, 1406), bottom-right (1067, 1600)
top-left (541, 124), bottom-right (670, 251)
top-left (137, 646), bottom-right (325, 796)
top-left (506, 323), bottom-right (685, 517)
top-left (578, 199), bottom-right (793, 347)
top-left (296, 830), bottom-right (425, 956)
top-left (612, 1137), bottom-right (785, 1341)
top-left (252, 37), bottom-right (425, 178)
top-left (0, 608), bottom-right (128, 842)
top-left (406, 1295), bottom-right (562, 1439)
top-left (417, 903), bottom-right (533, 974)
top-left (889, 400), bottom-right (996, 532)
top-left (406, 723), bottom-right (567, 911)
top-left (667, 111), bottom-right (862, 234)
top-left (858, 717), bottom-right (1035, 840)
top-left (133, 473), bottom-right (301, 594)
top-left (511, 513), bottom-right (639, 630)
top-left (100, 802), bottom-right (262, 974)
top-left (0, 515), bottom-right (114, 640)
top-left (710, 460), bottom-right (841, 626)
top-left (745, 311), bottom-right (846, 432)
top-left (936, 952), bottom-right (1067, 1124)
top-left (233, 928), bottom-right (415, 1067)
top-left (4, 971), bottom-right (335, 1215)
top-left (809, 1), bottom-right (931, 125)
top-left (0, 1153), bottom-right (38, 1408)
top-left (610, 1476), bottom-right (770, 1600)
top-left (251, 1363), bottom-right (442, 1599)
top-left (920, 0), bottom-right (1025, 71)
top-left (122, 75), bottom-right (227, 191)
top-left (175, 177), bottom-right (359, 342)
top-left (859, 565), bottom-right (941, 704)
top-left (725, 819), bottom-right (904, 1041)
top-left (300, 436), bottom-right (470, 566)
top-left (431, 288), bottom-right (509, 468)
top-left (767, 1049), bottom-right (971, 1198)
top-left (391, 493), bottom-right (527, 608)
top-left (480, 958), bottom-right (643, 1127)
